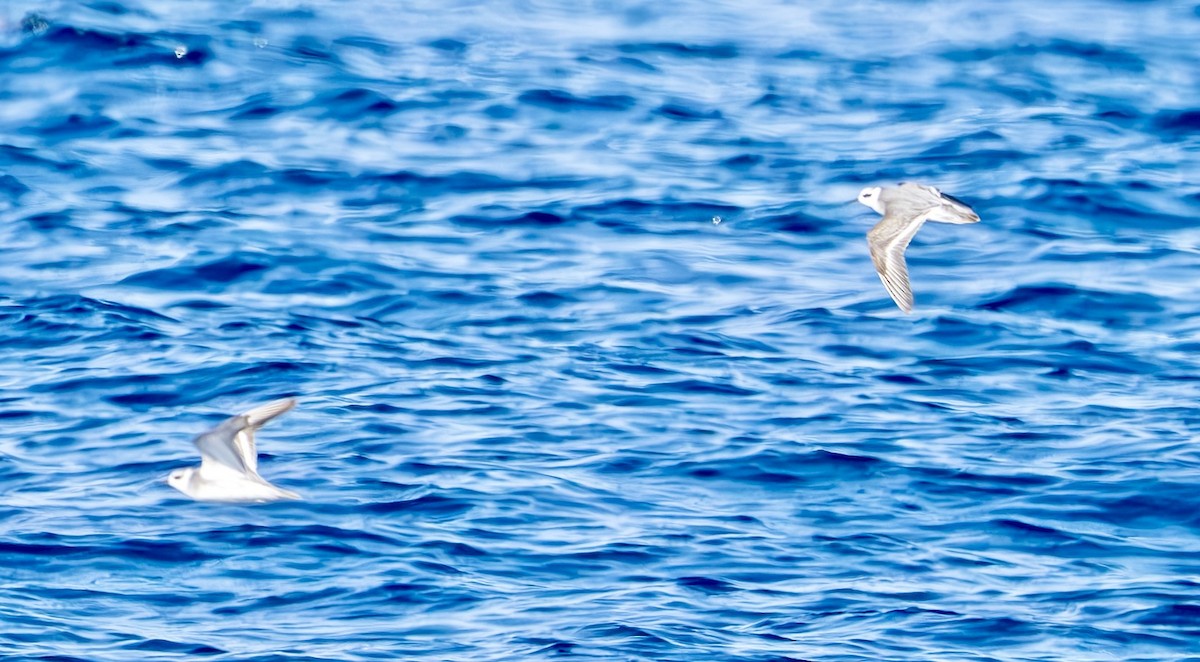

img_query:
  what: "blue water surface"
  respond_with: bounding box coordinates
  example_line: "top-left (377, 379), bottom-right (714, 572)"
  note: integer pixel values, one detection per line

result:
top-left (2, 1), bottom-right (1200, 660)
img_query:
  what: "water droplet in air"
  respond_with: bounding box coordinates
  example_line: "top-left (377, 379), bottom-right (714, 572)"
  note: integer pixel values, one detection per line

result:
top-left (21, 13), bottom-right (50, 36)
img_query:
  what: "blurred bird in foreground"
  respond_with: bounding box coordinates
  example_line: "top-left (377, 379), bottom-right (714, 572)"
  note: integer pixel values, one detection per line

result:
top-left (167, 398), bottom-right (301, 503)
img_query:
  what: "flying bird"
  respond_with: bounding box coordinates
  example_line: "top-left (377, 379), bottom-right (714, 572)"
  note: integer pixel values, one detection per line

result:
top-left (857, 182), bottom-right (981, 313)
top-left (167, 398), bottom-right (301, 503)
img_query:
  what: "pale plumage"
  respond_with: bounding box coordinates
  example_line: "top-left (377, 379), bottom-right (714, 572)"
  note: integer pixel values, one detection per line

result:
top-left (857, 182), bottom-right (980, 313)
top-left (167, 398), bottom-right (301, 503)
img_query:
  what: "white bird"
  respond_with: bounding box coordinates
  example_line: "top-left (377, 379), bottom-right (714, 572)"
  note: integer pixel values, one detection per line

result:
top-left (167, 398), bottom-right (301, 503)
top-left (857, 182), bottom-right (981, 313)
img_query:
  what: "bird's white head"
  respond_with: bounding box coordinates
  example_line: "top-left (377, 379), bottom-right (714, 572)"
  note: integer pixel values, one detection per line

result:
top-left (167, 467), bottom-right (193, 495)
top-left (857, 186), bottom-right (885, 215)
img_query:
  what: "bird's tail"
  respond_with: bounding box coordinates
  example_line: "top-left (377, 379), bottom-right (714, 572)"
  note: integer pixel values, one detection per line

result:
top-left (929, 192), bottom-right (981, 224)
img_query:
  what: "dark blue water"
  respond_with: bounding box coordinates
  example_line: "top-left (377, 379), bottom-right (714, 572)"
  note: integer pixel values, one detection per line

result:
top-left (2, 1), bottom-right (1200, 660)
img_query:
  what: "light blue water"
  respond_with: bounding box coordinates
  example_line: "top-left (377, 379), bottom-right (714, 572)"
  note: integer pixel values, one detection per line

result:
top-left (2, 1), bottom-right (1200, 660)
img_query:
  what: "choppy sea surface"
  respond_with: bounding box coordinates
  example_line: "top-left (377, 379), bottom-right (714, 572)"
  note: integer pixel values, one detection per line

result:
top-left (2, 1), bottom-right (1200, 660)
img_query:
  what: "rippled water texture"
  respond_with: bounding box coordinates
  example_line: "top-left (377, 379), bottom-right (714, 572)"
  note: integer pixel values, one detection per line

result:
top-left (2, 1), bottom-right (1200, 660)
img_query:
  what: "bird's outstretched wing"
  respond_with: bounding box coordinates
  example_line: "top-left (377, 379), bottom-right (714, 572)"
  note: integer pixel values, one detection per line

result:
top-left (231, 398), bottom-right (296, 473)
top-left (867, 209), bottom-right (932, 313)
top-left (193, 398), bottom-right (296, 479)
